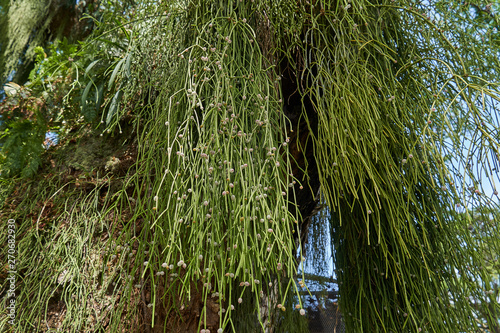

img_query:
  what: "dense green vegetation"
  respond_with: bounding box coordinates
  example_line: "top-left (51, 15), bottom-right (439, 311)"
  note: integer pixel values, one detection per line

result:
top-left (1, 0), bottom-right (500, 332)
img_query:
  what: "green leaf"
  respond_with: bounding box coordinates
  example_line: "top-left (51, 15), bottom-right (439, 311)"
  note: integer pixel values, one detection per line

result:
top-left (124, 52), bottom-right (133, 79)
top-left (114, 16), bottom-right (130, 40)
top-left (96, 83), bottom-right (104, 116)
top-left (108, 57), bottom-right (126, 91)
top-left (106, 90), bottom-right (123, 125)
top-left (81, 81), bottom-right (95, 122)
top-left (85, 59), bottom-right (101, 75)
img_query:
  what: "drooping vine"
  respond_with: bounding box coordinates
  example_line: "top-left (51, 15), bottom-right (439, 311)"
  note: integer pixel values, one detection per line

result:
top-left (1, 0), bottom-right (499, 332)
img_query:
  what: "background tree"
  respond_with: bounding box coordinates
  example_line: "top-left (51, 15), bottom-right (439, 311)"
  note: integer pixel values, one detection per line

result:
top-left (1, 0), bottom-right (500, 332)
top-left (0, 0), bottom-right (102, 85)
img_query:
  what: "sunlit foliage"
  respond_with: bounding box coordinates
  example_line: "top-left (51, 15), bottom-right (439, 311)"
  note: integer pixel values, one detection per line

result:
top-left (1, 0), bottom-right (500, 332)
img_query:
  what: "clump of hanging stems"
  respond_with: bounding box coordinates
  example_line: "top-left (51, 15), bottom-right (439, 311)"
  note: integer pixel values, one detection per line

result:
top-left (2, 0), bottom-right (499, 332)
top-left (0, 174), bottom-right (133, 332)
top-left (104, 0), bottom-right (500, 331)
top-left (284, 0), bottom-right (500, 331)
top-left (108, 1), bottom-right (306, 331)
